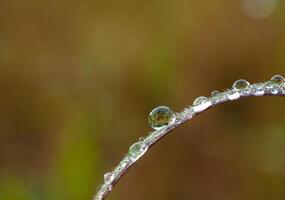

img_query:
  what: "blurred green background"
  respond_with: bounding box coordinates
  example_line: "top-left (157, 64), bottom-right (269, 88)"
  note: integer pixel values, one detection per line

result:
top-left (1, 0), bottom-right (285, 199)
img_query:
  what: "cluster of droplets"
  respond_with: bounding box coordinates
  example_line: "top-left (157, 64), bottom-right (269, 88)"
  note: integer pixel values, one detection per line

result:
top-left (96, 141), bottom-right (148, 199)
top-left (265, 74), bottom-right (285, 94)
top-left (95, 74), bottom-right (285, 200)
top-left (147, 74), bottom-right (285, 130)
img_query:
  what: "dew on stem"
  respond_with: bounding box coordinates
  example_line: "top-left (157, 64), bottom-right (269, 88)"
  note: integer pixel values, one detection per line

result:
top-left (148, 106), bottom-right (175, 130)
top-left (232, 79), bottom-right (250, 91)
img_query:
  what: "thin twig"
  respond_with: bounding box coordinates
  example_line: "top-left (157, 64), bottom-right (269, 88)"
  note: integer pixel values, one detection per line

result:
top-left (93, 77), bottom-right (285, 200)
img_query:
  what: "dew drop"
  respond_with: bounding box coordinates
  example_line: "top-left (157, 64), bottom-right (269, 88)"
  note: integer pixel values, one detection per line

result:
top-left (233, 79), bottom-right (250, 91)
top-left (227, 91), bottom-right (240, 100)
top-left (180, 107), bottom-right (194, 120)
top-left (192, 96), bottom-right (212, 113)
top-left (193, 96), bottom-right (208, 106)
top-left (265, 81), bottom-right (274, 89)
top-left (117, 158), bottom-right (128, 172)
top-left (271, 74), bottom-right (285, 86)
top-left (252, 83), bottom-right (265, 96)
top-left (128, 142), bottom-right (148, 162)
top-left (265, 81), bottom-right (279, 94)
top-left (211, 90), bottom-right (220, 97)
top-left (120, 161), bottom-right (127, 168)
top-left (104, 172), bottom-right (115, 184)
top-left (148, 106), bottom-right (175, 130)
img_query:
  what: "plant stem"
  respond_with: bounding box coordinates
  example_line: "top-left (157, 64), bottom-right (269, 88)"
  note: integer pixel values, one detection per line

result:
top-left (93, 79), bottom-right (285, 200)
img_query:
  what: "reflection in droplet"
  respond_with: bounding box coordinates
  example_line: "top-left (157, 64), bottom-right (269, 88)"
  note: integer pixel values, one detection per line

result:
top-left (148, 106), bottom-right (175, 130)
top-left (193, 96), bottom-right (208, 106)
top-left (192, 96), bottom-right (212, 113)
top-left (233, 79), bottom-right (250, 91)
top-left (271, 74), bottom-right (285, 86)
top-left (128, 142), bottom-right (148, 162)
top-left (211, 90), bottom-right (220, 97)
top-left (104, 172), bottom-right (115, 184)
top-left (227, 91), bottom-right (241, 100)
top-left (265, 81), bottom-right (279, 94)
top-left (252, 83), bottom-right (265, 96)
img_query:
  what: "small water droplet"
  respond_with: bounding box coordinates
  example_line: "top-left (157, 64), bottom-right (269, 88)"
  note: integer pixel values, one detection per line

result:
top-left (174, 111), bottom-right (187, 124)
top-left (116, 158), bottom-right (128, 172)
top-left (192, 97), bottom-right (212, 113)
top-left (271, 74), bottom-right (285, 86)
top-left (265, 81), bottom-right (279, 94)
top-left (227, 91), bottom-right (240, 100)
top-left (251, 83), bottom-right (265, 96)
top-left (128, 142), bottom-right (148, 162)
top-left (148, 106), bottom-right (175, 130)
top-left (193, 96), bottom-right (208, 106)
top-left (265, 81), bottom-right (274, 89)
top-left (233, 79), bottom-right (250, 91)
top-left (119, 160), bottom-right (127, 169)
top-left (211, 90), bottom-right (220, 97)
top-left (180, 107), bottom-right (194, 120)
top-left (104, 172), bottom-right (115, 184)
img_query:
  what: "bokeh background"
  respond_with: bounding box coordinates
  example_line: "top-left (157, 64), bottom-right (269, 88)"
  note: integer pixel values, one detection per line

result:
top-left (1, 0), bottom-right (285, 199)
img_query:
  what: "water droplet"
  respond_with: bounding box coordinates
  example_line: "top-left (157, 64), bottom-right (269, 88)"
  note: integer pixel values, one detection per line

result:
top-left (128, 142), bottom-right (148, 162)
top-left (265, 81), bottom-right (274, 89)
top-left (219, 91), bottom-right (229, 102)
top-left (227, 91), bottom-right (240, 100)
top-left (104, 172), bottom-right (115, 184)
top-left (119, 160), bottom-right (128, 169)
top-left (148, 106), bottom-right (175, 130)
top-left (180, 107), bottom-right (194, 120)
top-left (271, 88), bottom-right (279, 95)
top-left (173, 114), bottom-right (182, 124)
top-left (192, 96), bottom-right (212, 113)
top-left (251, 83), bottom-right (265, 96)
top-left (233, 79), bottom-right (250, 91)
top-left (265, 81), bottom-right (279, 94)
top-left (271, 74), bottom-right (285, 86)
top-left (193, 96), bottom-right (208, 106)
top-left (116, 158), bottom-right (128, 172)
top-left (211, 90), bottom-right (220, 97)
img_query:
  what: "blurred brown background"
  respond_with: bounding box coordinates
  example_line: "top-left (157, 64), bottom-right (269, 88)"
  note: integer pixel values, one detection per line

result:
top-left (0, 0), bottom-right (285, 199)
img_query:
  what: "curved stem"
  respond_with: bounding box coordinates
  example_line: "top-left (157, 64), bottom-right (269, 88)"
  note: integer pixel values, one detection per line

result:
top-left (93, 80), bottom-right (285, 200)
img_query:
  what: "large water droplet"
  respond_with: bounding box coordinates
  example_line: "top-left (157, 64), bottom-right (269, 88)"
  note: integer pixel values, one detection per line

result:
top-left (128, 142), bottom-right (148, 162)
top-left (233, 79), bottom-right (250, 91)
top-left (104, 172), bottom-right (115, 184)
top-left (193, 96), bottom-right (208, 106)
top-left (148, 106), bottom-right (175, 130)
top-left (271, 74), bottom-right (285, 86)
